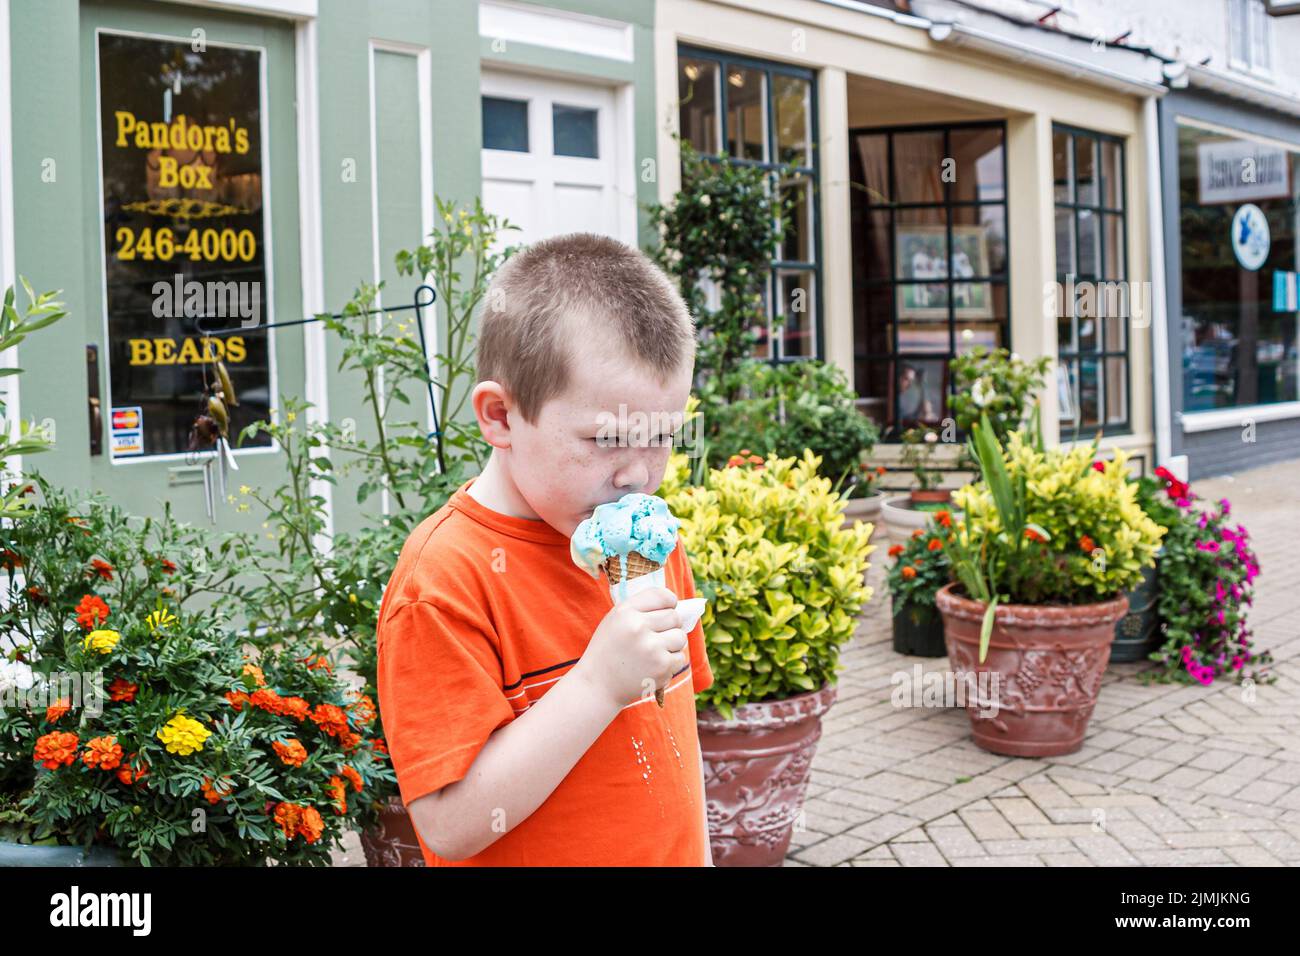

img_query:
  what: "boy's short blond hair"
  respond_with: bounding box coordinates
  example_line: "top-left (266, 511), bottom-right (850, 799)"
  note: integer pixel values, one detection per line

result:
top-left (477, 232), bottom-right (696, 425)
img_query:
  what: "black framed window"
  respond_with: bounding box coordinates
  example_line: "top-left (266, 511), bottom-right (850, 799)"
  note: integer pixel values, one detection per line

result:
top-left (849, 122), bottom-right (1009, 438)
top-left (1054, 124), bottom-right (1130, 436)
top-left (677, 46), bottom-right (820, 362)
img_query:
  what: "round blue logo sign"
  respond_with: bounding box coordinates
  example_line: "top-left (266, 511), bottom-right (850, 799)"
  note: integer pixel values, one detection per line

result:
top-left (1231, 203), bottom-right (1270, 271)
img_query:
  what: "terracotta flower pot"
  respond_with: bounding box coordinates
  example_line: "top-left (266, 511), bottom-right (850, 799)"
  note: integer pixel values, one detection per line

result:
top-left (360, 796), bottom-right (426, 867)
top-left (697, 683), bottom-right (836, 867)
top-left (935, 583), bottom-right (1129, 757)
top-left (909, 488), bottom-right (953, 506)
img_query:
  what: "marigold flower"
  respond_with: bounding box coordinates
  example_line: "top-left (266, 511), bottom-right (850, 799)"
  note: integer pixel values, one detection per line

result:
top-left (311, 703), bottom-right (350, 738)
top-left (156, 713), bottom-right (212, 755)
top-left (340, 765), bottom-right (364, 793)
top-left (279, 696), bottom-right (311, 721)
top-left (116, 754), bottom-right (149, 786)
top-left (160, 558), bottom-right (178, 575)
top-left (338, 729), bottom-right (362, 752)
top-left (45, 700), bottom-right (71, 723)
top-left (1024, 528), bottom-right (1045, 543)
top-left (303, 654), bottom-right (333, 674)
top-left (75, 594), bottom-right (110, 630)
top-left (109, 678), bottom-right (138, 702)
top-left (272, 802), bottom-right (302, 839)
top-left (327, 776), bottom-right (348, 815)
top-left (936, 510), bottom-right (952, 527)
top-left (89, 558), bottom-right (115, 581)
top-left (83, 628), bottom-right (121, 655)
top-left (747, 454), bottom-right (763, 464)
top-left (299, 805), bottom-right (325, 843)
top-left (146, 609), bottom-right (178, 634)
top-left (225, 689), bottom-right (250, 710)
top-left (249, 688), bottom-right (283, 714)
top-left (927, 538), bottom-right (943, 552)
top-left (34, 731), bottom-right (79, 769)
top-left (347, 693), bottom-right (377, 725)
top-left (0, 549), bottom-right (22, 570)
top-left (242, 663), bottom-right (267, 687)
top-left (876, 465), bottom-right (887, 476)
top-left (201, 776), bottom-right (234, 805)
top-left (888, 544), bottom-right (904, 557)
top-left (374, 738), bottom-right (389, 756)
top-left (911, 529), bottom-right (925, 539)
top-left (26, 585), bottom-right (48, 605)
top-left (82, 735), bottom-right (124, 770)
top-left (1079, 535), bottom-right (1096, 553)
top-left (738, 448), bottom-right (751, 456)
top-left (273, 738), bottom-right (309, 767)
top-left (901, 566), bottom-right (918, 580)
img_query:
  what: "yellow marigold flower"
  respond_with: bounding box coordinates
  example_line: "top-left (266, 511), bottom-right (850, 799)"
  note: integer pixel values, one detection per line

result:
top-left (239, 485), bottom-right (251, 495)
top-left (83, 629), bottom-right (121, 654)
top-left (157, 713), bottom-right (212, 755)
top-left (146, 608), bottom-right (178, 634)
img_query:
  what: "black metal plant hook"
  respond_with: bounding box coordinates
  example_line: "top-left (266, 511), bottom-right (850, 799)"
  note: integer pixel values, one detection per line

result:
top-left (193, 284), bottom-right (443, 444)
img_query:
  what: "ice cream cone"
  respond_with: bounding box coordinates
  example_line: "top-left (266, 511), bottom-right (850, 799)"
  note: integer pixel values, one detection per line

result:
top-left (603, 550), bottom-right (668, 707)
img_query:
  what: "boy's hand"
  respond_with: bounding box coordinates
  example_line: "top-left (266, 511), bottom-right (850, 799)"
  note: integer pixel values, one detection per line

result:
top-left (576, 587), bottom-right (687, 709)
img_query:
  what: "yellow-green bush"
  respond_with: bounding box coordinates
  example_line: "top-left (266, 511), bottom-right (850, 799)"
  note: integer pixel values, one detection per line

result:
top-left (660, 448), bottom-right (874, 718)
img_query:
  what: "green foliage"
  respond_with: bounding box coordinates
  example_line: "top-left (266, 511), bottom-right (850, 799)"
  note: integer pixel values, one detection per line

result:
top-left (700, 359), bottom-right (879, 496)
top-left (659, 449), bottom-right (875, 719)
top-left (899, 427), bottom-right (945, 490)
top-left (885, 518), bottom-right (953, 609)
top-left (949, 347), bottom-right (1051, 444)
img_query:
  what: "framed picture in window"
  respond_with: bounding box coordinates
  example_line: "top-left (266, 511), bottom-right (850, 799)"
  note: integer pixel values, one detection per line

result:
top-left (895, 224), bottom-right (992, 319)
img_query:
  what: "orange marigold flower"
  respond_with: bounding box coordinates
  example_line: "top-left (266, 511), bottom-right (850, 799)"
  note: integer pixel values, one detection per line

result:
top-left (373, 738), bottom-right (389, 756)
top-left (45, 700), bottom-right (71, 724)
top-left (160, 558), bottom-right (177, 575)
top-left (911, 529), bottom-right (925, 539)
top-left (1079, 535), bottom-right (1096, 553)
top-left (876, 465), bottom-right (888, 476)
top-left (75, 594), bottom-right (110, 630)
top-left (279, 696), bottom-right (311, 721)
top-left (1024, 528), bottom-right (1045, 543)
top-left (249, 688), bottom-right (283, 714)
top-left (901, 566), bottom-right (918, 580)
top-left (34, 731), bottom-right (79, 770)
top-left (82, 735), bottom-right (124, 771)
top-left (738, 448), bottom-right (751, 456)
top-left (116, 753), bottom-right (149, 786)
top-left (0, 549), bottom-right (22, 570)
top-left (303, 654), bottom-right (333, 674)
top-left (746, 454), bottom-right (763, 464)
top-left (108, 678), bottom-right (138, 703)
top-left (298, 806), bottom-right (325, 843)
top-left (327, 776), bottom-right (348, 815)
top-left (201, 776), bottom-right (234, 805)
top-left (273, 738), bottom-right (309, 767)
top-left (338, 729), bottom-right (362, 752)
top-left (272, 802), bottom-right (303, 839)
top-left (340, 765), bottom-right (364, 793)
top-left (310, 703), bottom-right (349, 738)
top-left (936, 510), bottom-right (952, 527)
top-left (888, 544), bottom-right (904, 557)
top-left (927, 538), bottom-right (944, 552)
top-left (89, 558), bottom-right (114, 581)
top-left (26, 585), bottom-right (48, 605)
top-left (242, 663), bottom-right (267, 687)
top-left (347, 693), bottom-right (377, 726)
top-left (225, 690), bottom-right (250, 711)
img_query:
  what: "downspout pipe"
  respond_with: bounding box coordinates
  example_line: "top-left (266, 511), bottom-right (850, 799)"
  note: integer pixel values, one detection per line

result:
top-left (1143, 94), bottom-right (1174, 470)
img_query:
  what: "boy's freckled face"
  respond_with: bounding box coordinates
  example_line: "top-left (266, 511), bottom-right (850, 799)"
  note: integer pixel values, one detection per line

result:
top-left (509, 334), bottom-right (692, 539)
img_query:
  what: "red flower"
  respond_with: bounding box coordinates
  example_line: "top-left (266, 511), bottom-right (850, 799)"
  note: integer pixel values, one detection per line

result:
top-left (160, 558), bottom-right (177, 575)
top-left (911, 529), bottom-right (925, 539)
top-left (75, 595), bottom-right (110, 630)
top-left (936, 510), bottom-right (952, 527)
top-left (116, 754), bottom-right (149, 786)
top-left (1154, 466), bottom-right (1190, 501)
top-left (273, 738), bottom-right (309, 767)
top-left (341, 765), bottom-right (364, 793)
top-left (26, 585), bottom-right (48, 605)
top-left (888, 544), bottom-right (904, 557)
top-left (901, 566), bottom-right (918, 580)
top-left (875, 466), bottom-right (887, 476)
top-left (225, 690), bottom-right (250, 711)
top-left (310, 703), bottom-right (349, 738)
top-left (89, 558), bottom-right (114, 581)
top-left (34, 731), bottom-right (79, 770)
top-left (108, 678), bottom-right (138, 703)
top-left (45, 700), bottom-right (71, 724)
top-left (1079, 535), bottom-right (1096, 553)
top-left (1091, 460), bottom-right (1106, 473)
top-left (0, 549), bottom-right (22, 571)
top-left (1024, 528), bottom-right (1045, 543)
top-left (927, 538), bottom-right (944, 551)
top-left (82, 735), bottom-right (124, 771)
top-left (303, 654), bottom-right (333, 674)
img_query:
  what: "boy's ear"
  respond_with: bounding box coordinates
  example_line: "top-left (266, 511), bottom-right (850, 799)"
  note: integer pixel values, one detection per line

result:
top-left (472, 380), bottom-right (513, 449)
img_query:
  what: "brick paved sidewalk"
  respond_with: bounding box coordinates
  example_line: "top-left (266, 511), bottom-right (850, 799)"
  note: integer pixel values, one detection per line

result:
top-left (788, 459), bottom-right (1299, 867)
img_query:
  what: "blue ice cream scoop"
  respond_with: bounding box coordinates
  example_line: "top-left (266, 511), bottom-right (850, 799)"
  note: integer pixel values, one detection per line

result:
top-left (570, 492), bottom-right (680, 578)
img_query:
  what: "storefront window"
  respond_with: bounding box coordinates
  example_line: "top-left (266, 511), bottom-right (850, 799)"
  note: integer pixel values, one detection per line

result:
top-left (849, 122), bottom-right (1008, 437)
top-left (1178, 121), bottom-right (1299, 412)
top-left (678, 47), bottom-right (819, 361)
top-left (1054, 125), bottom-right (1130, 435)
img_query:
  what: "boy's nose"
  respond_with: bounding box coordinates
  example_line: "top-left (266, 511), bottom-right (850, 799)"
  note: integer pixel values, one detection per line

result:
top-left (613, 459), bottom-right (650, 491)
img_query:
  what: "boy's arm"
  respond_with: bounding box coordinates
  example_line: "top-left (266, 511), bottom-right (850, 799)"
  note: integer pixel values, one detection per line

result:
top-left (409, 661), bottom-right (622, 861)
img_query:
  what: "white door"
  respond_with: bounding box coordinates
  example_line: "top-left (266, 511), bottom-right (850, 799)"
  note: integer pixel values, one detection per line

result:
top-left (480, 70), bottom-right (630, 250)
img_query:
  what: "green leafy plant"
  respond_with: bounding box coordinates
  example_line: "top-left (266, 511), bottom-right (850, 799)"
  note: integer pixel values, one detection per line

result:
top-left (945, 415), bottom-right (1165, 661)
top-left (885, 516), bottom-right (953, 609)
top-left (899, 427), bottom-right (944, 491)
top-left (659, 448), bottom-right (874, 718)
top-left (949, 347), bottom-right (1051, 445)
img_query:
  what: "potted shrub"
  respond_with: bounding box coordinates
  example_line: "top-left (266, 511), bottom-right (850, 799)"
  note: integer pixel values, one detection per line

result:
top-left (948, 347), bottom-right (1052, 448)
top-left (660, 448), bottom-right (874, 866)
top-left (0, 482), bottom-right (392, 865)
top-left (936, 415), bottom-right (1165, 756)
top-left (880, 429), bottom-right (959, 543)
top-left (886, 517), bottom-right (952, 657)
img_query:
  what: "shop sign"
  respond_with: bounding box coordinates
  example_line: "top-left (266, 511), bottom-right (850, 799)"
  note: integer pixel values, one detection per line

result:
top-left (1197, 139), bottom-right (1290, 205)
top-left (1230, 203), bottom-right (1270, 271)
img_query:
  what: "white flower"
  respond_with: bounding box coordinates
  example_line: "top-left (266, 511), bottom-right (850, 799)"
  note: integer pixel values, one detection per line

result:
top-left (699, 194), bottom-right (712, 206)
top-left (924, 431), bottom-right (938, 443)
top-left (972, 377), bottom-right (996, 408)
top-left (1011, 352), bottom-right (1022, 362)
top-left (0, 659), bottom-right (35, 696)
top-left (961, 328), bottom-right (974, 341)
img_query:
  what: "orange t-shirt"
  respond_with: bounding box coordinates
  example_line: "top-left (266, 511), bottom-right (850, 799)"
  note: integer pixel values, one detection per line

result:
top-left (375, 476), bottom-right (714, 866)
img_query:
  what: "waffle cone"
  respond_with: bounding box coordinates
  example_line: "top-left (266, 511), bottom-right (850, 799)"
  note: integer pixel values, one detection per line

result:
top-left (603, 550), bottom-right (662, 584)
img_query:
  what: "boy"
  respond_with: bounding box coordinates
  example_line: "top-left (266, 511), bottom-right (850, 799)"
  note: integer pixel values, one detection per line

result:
top-left (375, 232), bottom-right (714, 866)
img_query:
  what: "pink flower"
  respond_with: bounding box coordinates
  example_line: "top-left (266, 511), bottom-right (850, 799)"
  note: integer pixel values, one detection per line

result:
top-left (1091, 461), bottom-right (1106, 473)
top-left (1196, 540), bottom-right (1220, 552)
top-left (1215, 580), bottom-right (1226, 603)
top-left (1232, 657), bottom-right (1244, 670)
top-left (1220, 499), bottom-right (1231, 516)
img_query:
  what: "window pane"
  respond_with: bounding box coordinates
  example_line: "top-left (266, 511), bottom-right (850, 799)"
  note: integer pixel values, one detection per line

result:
top-left (1101, 140), bottom-right (1123, 209)
top-left (853, 284), bottom-right (893, 356)
top-left (552, 104), bottom-right (597, 158)
top-left (1053, 130), bottom-right (1073, 203)
top-left (898, 318), bottom-right (950, 353)
top-left (950, 126), bottom-right (1005, 202)
top-left (1250, 0), bottom-right (1270, 69)
top-left (679, 58), bottom-right (719, 154)
top-left (776, 270), bottom-right (815, 358)
top-left (898, 358), bottom-right (947, 428)
top-left (1078, 208), bottom-right (1100, 278)
top-left (780, 176), bottom-right (813, 263)
top-left (1058, 360), bottom-right (1079, 429)
top-left (952, 205), bottom-right (1005, 277)
top-left (1103, 213), bottom-right (1125, 279)
top-left (895, 207), bottom-right (945, 281)
top-left (1079, 358), bottom-right (1101, 427)
top-left (773, 74), bottom-right (810, 167)
top-left (1055, 208), bottom-right (1076, 276)
top-left (1102, 285), bottom-right (1127, 353)
top-left (854, 208), bottom-right (891, 281)
top-left (854, 359), bottom-right (893, 431)
top-left (956, 283), bottom-right (1007, 353)
top-left (894, 131), bottom-right (945, 204)
top-left (726, 67), bottom-right (766, 161)
top-left (482, 96), bottom-right (528, 152)
top-left (1229, 0), bottom-right (1249, 63)
top-left (1056, 287), bottom-right (1075, 353)
top-left (854, 133), bottom-right (890, 204)
top-left (896, 283), bottom-right (948, 320)
top-left (1075, 135), bottom-right (1099, 206)
top-left (1105, 357), bottom-right (1128, 425)
top-left (750, 271), bottom-right (772, 360)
